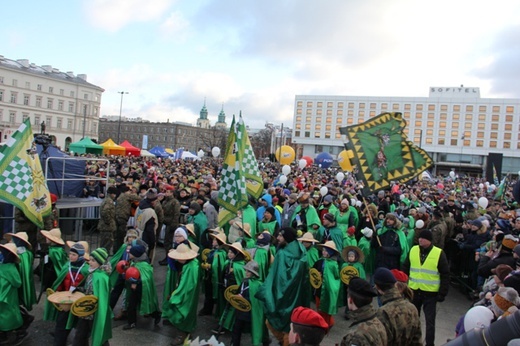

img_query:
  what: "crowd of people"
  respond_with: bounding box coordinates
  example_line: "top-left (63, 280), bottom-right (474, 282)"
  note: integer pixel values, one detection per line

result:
top-left (2, 154), bottom-right (520, 346)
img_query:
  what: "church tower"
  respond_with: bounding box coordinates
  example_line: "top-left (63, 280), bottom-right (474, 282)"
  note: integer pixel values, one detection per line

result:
top-left (197, 98), bottom-right (210, 129)
top-left (215, 104), bottom-right (227, 129)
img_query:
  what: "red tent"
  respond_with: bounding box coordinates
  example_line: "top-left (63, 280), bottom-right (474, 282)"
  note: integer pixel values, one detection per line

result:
top-left (120, 140), bottom-right (141, 156)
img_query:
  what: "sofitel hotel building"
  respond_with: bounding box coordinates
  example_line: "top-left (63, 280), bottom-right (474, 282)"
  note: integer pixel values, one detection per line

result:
top-left (292, 87), bottom-right (520, 176)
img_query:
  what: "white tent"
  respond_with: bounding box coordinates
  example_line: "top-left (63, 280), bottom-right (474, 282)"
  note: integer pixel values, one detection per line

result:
top-left (181, 151), bottom-right (200, 160)
top-left (140, 149), bottom-right (155, 157)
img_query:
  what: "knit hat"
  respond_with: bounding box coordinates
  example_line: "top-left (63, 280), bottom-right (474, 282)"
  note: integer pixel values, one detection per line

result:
top-left (107, 186), bottom-right (118, 195)
top-left (146, 189), bottom-right (158, 201)
top-left (469, 219), bottom-right (483, 229)
top-left (289, 193), bottom-right (298, 200)
top-left (189, 202), bottom-right (201, 213)
top-left (361, 227), bottom-right (373, 238)
top-left (323, 195), bottom-right (333, 203)
top-left (256, 231), bottom-right (271, 246)
top-left (373, 267), bottom-right (397, 286)
top-left (69, 242), bottom-right (86, 257)
top-left (492, 264), bottom-right (513, 282)
top-left (390, 269), bottom-right (409, 283)
top-left (125, 229), bottom-right (139, 242)
top-left (502, 235), bottom-right (518, 251)
top-left (90, 247), bottom-right (109, 265)
top-left (491, 287), bottom-right (520, 316)
top-left (291, 306), bottom-right (329, 330)
top-left (348, 277), bottom-right (377, 297)
top-left (129, 244), bottom-right (146, 258)
top-left (279, 227), bottom-right (298, 243)
top-left (174, 227), bottom-right (188, 240)
top-left (265, 207), bottom-right (276, 216)
top-left (418, 230), bottom-right (433, 242)
top-left (323, 213), bottom-right (335, 223)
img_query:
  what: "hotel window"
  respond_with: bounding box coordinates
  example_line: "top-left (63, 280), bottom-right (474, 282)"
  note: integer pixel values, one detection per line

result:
top-left (9, 111), bottom-right (15, 123)
top-left (506, 106), bottom-right (514, 113)
top-left (441, 105), bottom-right (448, 111)
top-left (439, 130), bottom-right (446, 136)
top-left (337, 118), bottom-right (342, 124)
top-left (478, 114), bottom-right (485, 121)
top-left (338, 102), bottom-right (344, 108)
top-left (477, 123), bottom-right (485, 130)
top-left (335, 132), bottom-right (341, 139)
top-left (404, 128), bottom-right (409, 136)
top-left (453, 113), bottom-right (460, 120)
top-left (405, 104), bottom-right (411, 110)
top-left (47, 98), bottom-right (53, 109)
top-left (452, 122), bottom-right (459, 128)
top-left (36, 97), bottom-right (42, 107)
top-left (370, 111), bottom-right (376, 117)
top-left (305, 131), bottom-right (310, 138)
top-left (359, 103), bottom-right (365, 109)
top-left (426, 138), bottom-right (433, 144)
top-left (325, 133), bottom-right (331, 139)
top-left (427, 121), bottom-right (434, 127)
top-left (504, 133), bottom-right (512, 140)
top-left (10, 92), bottom-right (17, 103)
top-left (326, 117), bottom-right (332, 123)
top-left (463, 132), bottom-right (471, 139)
top-left (477, 132), bottom-right (484, 138)
top-left (479, 105), bottom-right (487, 112)
top-left (440, 113), bottom-right (447, 120)
top-left (358, 111), bottom-right (365, 118)
top-left (416, 112), bottom-right (423, 119)
top-left (505, 124), bottom-right (512, 131)
top-left (69, 102), bottom-right (74, 112)
top-left (451, 131), bottom-right (458, 137)
top-left (404, 112), bottom-right (410, 118)
top-left (23, 94), bottom-right (29, 105)
top-left (370, 103), bottom-right (377, 109)
top-left (392, 103), bottom-right (400, 110)
top-left (427, 113), bottom-right (434, 119)
top-left (491, 124), bottom-right (498, 130)
top-left (306, 109), bottom-right (312, 115)
top-left (58, 100), bottom-right (64, 111)
top-left (453, 105), bottom-right (460, 111)
top-left (348, 102), bottom-right (354, 108)
top-left (57, 118), bottom-right (62, 129)
top-left (296, 116), bottom-right (302, 122)
top-left (325, 125), bottom-right (331, 131)
top-left (22, 113), bottom-right (28, 121)
top-left (70, 91), bottom-right (75, 98)
top-left (348, 110), bottom-right (354, 117)
top-left (306, 116), bottom-right (311, 122)
top-left (46, 116), bottom-right (52, 127)
top-left (305, 124), bottom-right (311, 130)
top-left (317, 102), bottom-right (323, 107)
top-left (337, 110), bottom-right (343, 116)
top-left (316, 117), bottom-right (322, 123)
top-left (438, 138), bottom-right (445, 145)
top-left (426, 129), bottom-right (433, 136)
top-left (439, 121), bottom-right (446, 128)
top-left (492, 114), bottom-right (499, 122)
top-left (297, 101), bottom-right (302, 107)
top-left (415, 120), bottom-right (422, 127)
top-left (327, 109), bottom-right (332, 116)
top-left (307, 102), bottom-right (313, 107)
top-left (381, 103), bottom-right (388, 110)
top-left (34, 115), bottom-right (40, 126)
top-left (451, 139), bottom-right (458, 145)
top-left (490, 141), bottom-right (497, 148)
top-left (466, 105), bottom-right (473, 112)
top-left (416, 104), bottom-right (423, 110)
top-left (315, 132), bottom-right (320, 138)
top-left (428, 104), bottom-right (435, 111)
top-left (477, 140), bottom-right (484, 147)
top-left (358, 118), bottom-right (365, 124)
top-left (295, 124), bottom-right (301, 130)
top-left (492, 106), bottom-right (500, 112)
top-left (296, 109), bottom-right (302, 115)
top-left (315, 124), bottom-right (321, 130)
top-left (506, 115), bottom-right (513, 122)
top-left (317, 109), bottom-right (322, 115)
top-left (504, 142), bottom-right (511, 149)
top-left (327, 102), bottom-right (333, 108)
top-left (347, 118), bottom-right (354, 124)
top-left (295, 131), bottom-right (300, 137)
top-left (465, 123), bottom-right (472, 129)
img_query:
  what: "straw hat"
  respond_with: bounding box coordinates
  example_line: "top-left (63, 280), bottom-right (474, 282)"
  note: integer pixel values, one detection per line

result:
top-left (47, 291), bottom-right (85, 311)
top-left (0, 243), bottom-right (20, 262)
top-left (244, 260), bottom-right (260, 277)
top-left (342, 245), bottom-right (365, 264)
top-left (66, 241), bottom-right (91, 261)
top-left (210, 231), bottom-right (227, 245)
top-left (41, 228), bottom-right (65, 245)
top-left (184, 224), bottom-right (197, 238)
top-left (209, 227), bottom-right (225, 234)
top-left (298, 232), bottom-right (318, 243)
top-left (4, 232), bottom-right (32, 249)
top-left (168, 243), bottom-right (198, 261)
top-left (224, 242), bottom-right (248, 257)
top-left (234, 222), bottom-right (252, 238)
top-left (316, 241), bottom-right (340, 255)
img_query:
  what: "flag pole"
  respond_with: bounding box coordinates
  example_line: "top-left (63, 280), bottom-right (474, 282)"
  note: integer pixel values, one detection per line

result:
top-left (362, 196), bottom-right (381, 246)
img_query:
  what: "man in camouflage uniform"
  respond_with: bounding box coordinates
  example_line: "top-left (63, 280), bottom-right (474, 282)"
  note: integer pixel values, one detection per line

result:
top-left (429, 210), bottom-right (448, 249)
top-left (98, 186), bottom-right (118, 253)
top-left (114, 185), bottom-right (140, 251)
top-left (373, 267), bottom-right (422, 346)
top-left (159, 185), bottom-right (181, 265)
top-left (340, 277), bottom-right (387, 346)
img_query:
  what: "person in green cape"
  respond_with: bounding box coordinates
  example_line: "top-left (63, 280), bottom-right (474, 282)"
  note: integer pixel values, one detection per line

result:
top-left (5, 232), bottom-right (36, 330)
top-left (43, 241), bottom-right (90, 346)
top-left (255, 227), bottom-right (309, 346)
top-left (335, 199), bottom-right (358, 235)
top-left (212, 242), bottom-right (247, 335)
top-left (371, 213), bottom-right (409, 271)
top-left (109, 228), bottom-right (139, 320)
top-left (199, 231), bottom-right (227, 317)
top-left (122, 244), bottom-right (161, 330)
top-left (313, 241), bottom-right (341, 328)
top-left (187, 202), bottom-right (208, 244)
top-left (0, 243), bottom-right (27, 345)
top-left (291, 194), bottom-right (321, 235)
top-left (73, 247), bottom-right (112, 346)
top-left (257, 207), bottom-right (280, 238)
top-left (250, 231), bottom-right (274, 281)
top-left (235, 222), bottom-right (255, 250)
top-left (358, 228), bottom-right (375, 281)
top-left (230, 260), bottom-right (270, 346)
top-left (297, 232), bottom-right (320, 271)
top-left (164, 243), bottom-right (201, 346)
top-left (40, 228), bottom-right (68, 292)
top-left (316, 213), bottom-right (344, 253)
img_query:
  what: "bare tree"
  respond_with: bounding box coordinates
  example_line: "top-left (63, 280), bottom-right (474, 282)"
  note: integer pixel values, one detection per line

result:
top-left (251, 128), bottom-right (273, 159)
top-left (199, 126), bottom-right (228, 154)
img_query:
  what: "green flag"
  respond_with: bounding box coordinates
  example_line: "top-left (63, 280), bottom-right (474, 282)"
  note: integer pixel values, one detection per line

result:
top-left (339, 112), bottom-right (433, 194)
top-left (0, 119), bottom-right (52, 228)
top-left (238, 113), bottom-right (263, 199)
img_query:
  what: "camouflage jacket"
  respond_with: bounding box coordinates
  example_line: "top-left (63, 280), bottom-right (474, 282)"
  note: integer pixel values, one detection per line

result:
top-left (341, 304), bottom-right (387, 346)
top-left (429, 219), bottom-right (448, 249)
top-left (98, 196), bottom-right (117, 233)
top-left (162, 196), bottom-right (181, 229)
top-left (115, 192), bottom-right (140, 223)
top-left (377, 287), bottom-right (422, 346)
top-left (154, 201), bottom-right (164, 229)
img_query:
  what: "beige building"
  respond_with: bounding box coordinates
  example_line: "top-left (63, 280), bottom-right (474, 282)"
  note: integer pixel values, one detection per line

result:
top-left (0, 55), bottom-right (104, 149)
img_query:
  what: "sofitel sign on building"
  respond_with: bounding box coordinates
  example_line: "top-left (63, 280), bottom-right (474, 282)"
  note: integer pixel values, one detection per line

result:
top-left (429, 86), bottom-right (480, 98)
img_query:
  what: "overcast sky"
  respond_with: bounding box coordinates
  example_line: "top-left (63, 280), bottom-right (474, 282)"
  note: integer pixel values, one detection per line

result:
top-left (3, 0), bottom-right (520, 129)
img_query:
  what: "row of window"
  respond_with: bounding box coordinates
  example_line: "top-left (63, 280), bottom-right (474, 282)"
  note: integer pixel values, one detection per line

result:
top-left (296, 100), bottom-right (515, 113)
top-left (0, 109), bottom-right (97, 133)
top-left (0, 75), bottom-right (94, 100)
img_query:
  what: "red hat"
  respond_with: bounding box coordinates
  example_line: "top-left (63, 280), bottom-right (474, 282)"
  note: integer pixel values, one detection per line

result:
top-left (291, 306), bottom-right (329, 330)
top-left (50, 193), bottom-right (58, 204)
top-left (163, 184), bottom-right (174, 191)
top-left (390, 269), bottom-right (409, 283)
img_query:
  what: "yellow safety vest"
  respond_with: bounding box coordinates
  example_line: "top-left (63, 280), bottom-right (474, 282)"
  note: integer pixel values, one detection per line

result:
top-left (408, 245), bottom-right (441, 292)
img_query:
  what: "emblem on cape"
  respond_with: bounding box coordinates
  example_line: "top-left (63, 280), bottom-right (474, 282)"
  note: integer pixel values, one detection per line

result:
top-left (47, 289), bottom-right (85, 312)
top-left (201, 248), bottom-right (211, 262)
top-left (229, 295), bottom-right (252, 312)
top-left (224, 284), bottom-right (239, 302)
top-left (340, 265), bottom-right (359, 284)
top-left (71, 295), bottom-right (99, 317)
top-left (309, 268), bottom-right (322, 289)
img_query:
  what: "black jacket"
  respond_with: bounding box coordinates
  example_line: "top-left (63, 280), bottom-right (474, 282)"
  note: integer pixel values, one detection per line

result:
top-left (477, 251), bottom-right (516, 278)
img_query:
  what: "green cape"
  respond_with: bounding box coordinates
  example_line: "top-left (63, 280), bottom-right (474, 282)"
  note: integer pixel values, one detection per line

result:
top-left (0, 263), bottom-right (23, 331)
top-left (128, 261), bottom-right (160, 315)
top-left (18, 250), bottom-right (36, 310)
top-left (318, 258), bottom-right (341, 315)
top-left (90, 269), bottom-right (113, 346)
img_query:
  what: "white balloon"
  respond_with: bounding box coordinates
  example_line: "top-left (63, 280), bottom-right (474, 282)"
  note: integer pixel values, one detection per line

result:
top-left (490, 184), bottom-right (496, 190)
top-left (279, 175), bottom-right (288, 185)
top-left (478, 197), bottom-right (489, 209)
top-left (320, 186), bottom-right (328, 196)
top-left (351, 198), bottom-right (356, 206)
top-left (464, 306), bottom-right (494, 331)
top-left (211, 147), bottom-right (221, 157)
top-left (449, 171), bottom-right (455, 178)
top-left (400, 194), bottom-right (405, 200)
top-left (355, 201), bottom-right (362, 207)
top-left (485, 181), bottom-right (490, 187)
top-left (416, 220), bottom-right (425, 229)
top-left (479, 183), bottom-right (484, 189)
top-left (336, 172), bottom-right (345, 183)
top-left (518, 170), bottom-right (520, 176)
top-left (298, 159), bottom-right (307, 169)
top-left (282, 165), bottom-right (291, 176)
top-left (197, 150), bottom-right (205, 158)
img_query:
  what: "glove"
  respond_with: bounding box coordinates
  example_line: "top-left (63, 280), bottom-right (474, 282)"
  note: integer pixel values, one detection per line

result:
top-left (347, 226), bottom-right (356, 236)
top-left (437, 295), bottom-right (445, 303)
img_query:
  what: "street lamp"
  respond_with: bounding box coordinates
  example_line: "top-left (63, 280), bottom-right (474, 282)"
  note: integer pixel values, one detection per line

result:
top-left (117, 91), bottom-right (129, 144)
top-left (459, 134), bottom-right (465, 173)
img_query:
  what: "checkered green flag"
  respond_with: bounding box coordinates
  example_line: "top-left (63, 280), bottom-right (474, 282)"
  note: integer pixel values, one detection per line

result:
top-left (238, 114), bottom-right (263, 199)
